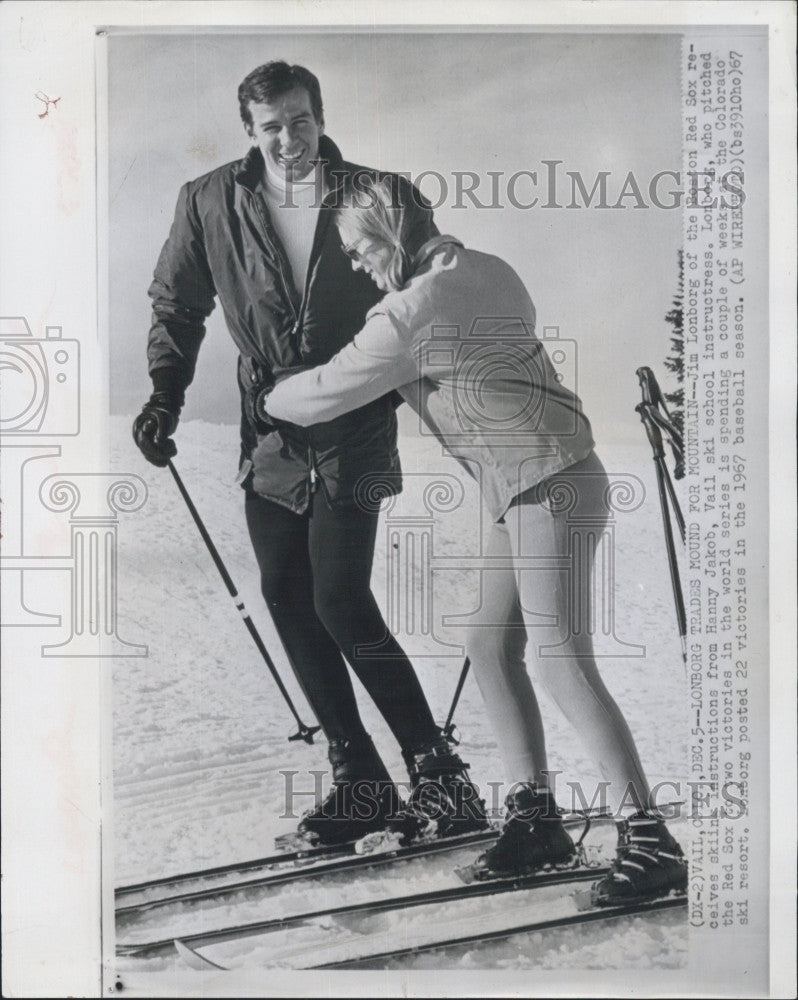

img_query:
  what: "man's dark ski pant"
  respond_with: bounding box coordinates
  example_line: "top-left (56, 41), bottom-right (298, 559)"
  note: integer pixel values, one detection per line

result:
top-left (245, 489), bottom-right (440, 753)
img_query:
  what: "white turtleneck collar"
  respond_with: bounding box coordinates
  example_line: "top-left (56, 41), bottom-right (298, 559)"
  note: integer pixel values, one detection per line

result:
top-left (260, 164), bottom-right (326, 295)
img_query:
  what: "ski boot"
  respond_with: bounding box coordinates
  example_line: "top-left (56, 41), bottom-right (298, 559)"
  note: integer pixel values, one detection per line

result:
top-left (590, 811), bottom-right (687, 906)
top-left (387, 736), bottom-right (490, 844)
top-left (291, 734), bottom-right (402, 848)
top-left (459, 783), bottom-right (577, 882)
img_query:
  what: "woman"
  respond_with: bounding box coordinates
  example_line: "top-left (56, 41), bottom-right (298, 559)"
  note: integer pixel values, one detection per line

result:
top-left (262, 175), bottom-right (686, 904)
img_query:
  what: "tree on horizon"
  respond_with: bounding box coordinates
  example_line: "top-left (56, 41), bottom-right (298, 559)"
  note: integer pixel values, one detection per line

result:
top-left (663, 249), bottom-right (684, 437)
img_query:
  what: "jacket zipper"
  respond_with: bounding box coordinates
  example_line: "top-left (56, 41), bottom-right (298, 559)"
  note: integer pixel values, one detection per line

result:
top-left (249, 192), bottom-right (299, 325)
top-left (283, 182), bottom-right (335, 496)
top-left (293, 187), bottom-right (335, 337)
top-left (249, 182), bottom-right (327, 497)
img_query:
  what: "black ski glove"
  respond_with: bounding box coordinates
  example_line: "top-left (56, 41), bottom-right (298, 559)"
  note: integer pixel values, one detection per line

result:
top-left (244, 365), bottom-right (312, 435)
top-left (243, 376), bottom-right (276, 436)
top-left (132, 391), bottom-right (182, 467)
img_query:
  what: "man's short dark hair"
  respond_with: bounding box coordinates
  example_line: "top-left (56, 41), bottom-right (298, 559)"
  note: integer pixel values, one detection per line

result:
top-left (238, 61), bottom-right (324, 129)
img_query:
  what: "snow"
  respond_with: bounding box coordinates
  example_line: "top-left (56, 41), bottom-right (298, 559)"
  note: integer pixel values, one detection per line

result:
top-left (110, 410), bottom-right (688, 976)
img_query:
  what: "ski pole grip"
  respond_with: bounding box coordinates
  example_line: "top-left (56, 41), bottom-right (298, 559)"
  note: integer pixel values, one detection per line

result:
top-left (636, 366), bottom-right (661, 406)
top-left (636, 402), bottom-right (665, 458)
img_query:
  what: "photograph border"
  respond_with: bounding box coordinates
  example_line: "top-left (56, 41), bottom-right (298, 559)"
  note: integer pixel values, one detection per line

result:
top-left (1, 2), bottom-right (795, 997)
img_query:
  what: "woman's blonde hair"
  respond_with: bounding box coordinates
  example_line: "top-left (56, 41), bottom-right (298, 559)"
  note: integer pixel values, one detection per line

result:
top-left (337, 174), bottom-right (435, 291)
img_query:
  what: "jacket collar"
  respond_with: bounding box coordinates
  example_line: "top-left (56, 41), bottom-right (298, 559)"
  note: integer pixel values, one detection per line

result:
top-left (235, 134), bottom-right (345, 193)
top-left (412, 235), bottom-right (464, 270)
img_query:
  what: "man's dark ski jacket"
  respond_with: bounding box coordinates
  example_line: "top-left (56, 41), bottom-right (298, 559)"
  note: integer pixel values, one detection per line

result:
top-left (147, 135), bottom-right (427, 512)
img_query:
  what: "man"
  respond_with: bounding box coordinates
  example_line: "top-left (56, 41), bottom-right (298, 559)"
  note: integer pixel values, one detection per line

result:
top-left (132, 62), bottom-right (487, 846)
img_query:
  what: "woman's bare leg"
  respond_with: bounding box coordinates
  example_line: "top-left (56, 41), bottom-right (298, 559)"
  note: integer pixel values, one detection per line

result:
top-left (505, 451), bottom-right (652, 814)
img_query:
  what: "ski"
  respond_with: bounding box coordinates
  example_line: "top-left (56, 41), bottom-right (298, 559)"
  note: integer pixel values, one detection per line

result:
top-left (115, 827), bottom-right (498, 919)
top-left (308, 895), bottom-right (687, 969)
top-left (115, 837), bottom-right (361, 904)
top-left (117, 862), bottom-right (611, 958)
top-left (116, 826), bottom-right (497, 906)
top-left (116, 801), bottom-right (636, 915)
top-left (173, 938), bottom-right (229, 971)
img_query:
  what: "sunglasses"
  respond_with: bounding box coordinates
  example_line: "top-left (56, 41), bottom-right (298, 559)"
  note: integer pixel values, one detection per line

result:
top-left (341, 239), bottom-right (379, 262)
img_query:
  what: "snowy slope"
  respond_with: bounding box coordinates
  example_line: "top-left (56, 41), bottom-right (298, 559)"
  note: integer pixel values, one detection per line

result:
top-left (110, 410), bottom-right (688, 973)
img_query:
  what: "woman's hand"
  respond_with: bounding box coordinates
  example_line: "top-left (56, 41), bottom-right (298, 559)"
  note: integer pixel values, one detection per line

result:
top-left (243, 375), bottom-right (276, 435)
top-left (246, 365), bottom-right (313, 433)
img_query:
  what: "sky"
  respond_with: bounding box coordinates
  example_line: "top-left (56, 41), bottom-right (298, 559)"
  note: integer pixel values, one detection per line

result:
top-left (108, 30), bottom-right (681, 443)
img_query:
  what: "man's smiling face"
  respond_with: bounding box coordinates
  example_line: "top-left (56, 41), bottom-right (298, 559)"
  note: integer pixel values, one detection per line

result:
top-left (246, 87), bottom-right (324, 182)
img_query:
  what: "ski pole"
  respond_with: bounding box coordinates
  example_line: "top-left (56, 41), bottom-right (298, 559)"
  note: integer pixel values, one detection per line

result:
top-left (638, 404), bottom-right (687, 664)
top-left (637, 366), bottom-right (685, 481)
top-left (637, 400), bottom-right (686, 543)
top-left (166, 459), bottom-right (321, 745)
top-left (441, 657), bottom-right (470, 743)
top-left (635, 370), bottom-right (687, 665)
top-left (636, 368), bottom-right (685, 542)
